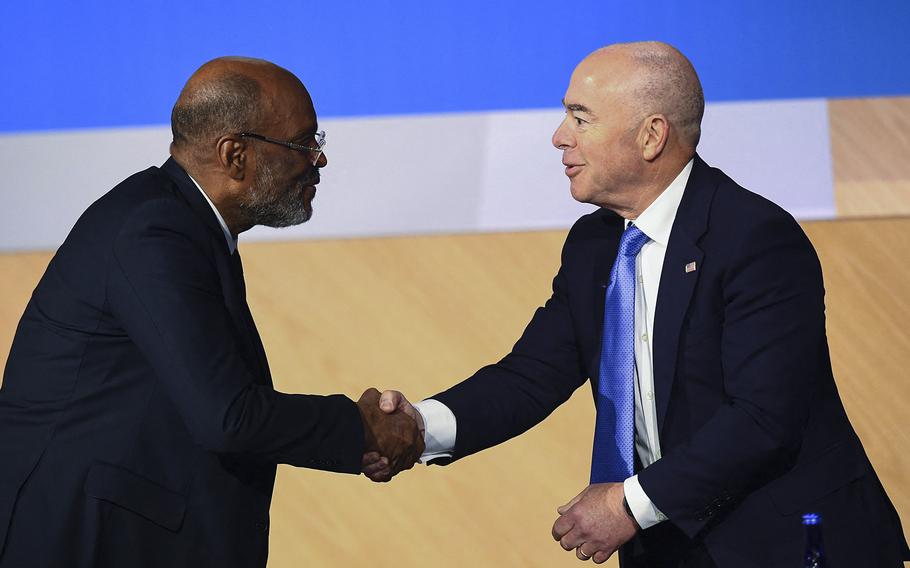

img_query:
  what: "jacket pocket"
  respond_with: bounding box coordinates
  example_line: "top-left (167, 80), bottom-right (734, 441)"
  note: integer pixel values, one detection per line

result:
top-left (768, 439), bottom-right (870, 515)
top-left (83, 462), bottom-right (186, 532)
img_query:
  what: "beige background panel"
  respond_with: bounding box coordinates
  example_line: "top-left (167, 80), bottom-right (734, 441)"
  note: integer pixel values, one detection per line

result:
top-left (802, 220), bottom-right (910, 492)
top-left (1, 220), bottom-right (908, 566)
top-left (829, 97), bottom-right (910, 217)
top-left (244, 232), bottom-right (598, 567)
top-left (0, 252), bottom-right (51, 368)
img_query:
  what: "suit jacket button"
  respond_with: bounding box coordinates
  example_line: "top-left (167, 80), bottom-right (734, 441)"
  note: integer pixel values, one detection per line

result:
top-left (255, 520), bottom-right (269, 534)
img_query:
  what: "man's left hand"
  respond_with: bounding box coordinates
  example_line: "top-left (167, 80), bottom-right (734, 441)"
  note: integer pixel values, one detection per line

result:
top-left (551, 482), bottom-right (639, 563)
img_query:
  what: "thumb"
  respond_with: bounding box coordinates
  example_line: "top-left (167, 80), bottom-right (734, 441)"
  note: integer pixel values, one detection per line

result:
top-left (379, 390), bottom-right (404, 413)
top-left (557, 488), bottom-right (586, 515)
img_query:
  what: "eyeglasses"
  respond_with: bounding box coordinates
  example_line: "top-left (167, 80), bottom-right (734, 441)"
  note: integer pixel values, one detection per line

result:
top-left (238, 130), bottom-right (326, 165)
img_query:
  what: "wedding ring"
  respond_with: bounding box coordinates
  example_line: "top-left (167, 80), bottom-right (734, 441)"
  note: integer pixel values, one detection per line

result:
top-left (577, 548), bottom-right (591, 560)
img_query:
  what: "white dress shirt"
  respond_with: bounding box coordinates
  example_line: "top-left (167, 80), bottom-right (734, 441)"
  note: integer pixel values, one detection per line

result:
top-left (415, 159), bottom-right (694, 530)
top-left (188, 173), bottom-right (238, 255)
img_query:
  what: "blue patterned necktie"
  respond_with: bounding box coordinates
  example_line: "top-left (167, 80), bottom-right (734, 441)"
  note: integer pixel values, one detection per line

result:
top-left (590, 223), bottom-right (650, 484)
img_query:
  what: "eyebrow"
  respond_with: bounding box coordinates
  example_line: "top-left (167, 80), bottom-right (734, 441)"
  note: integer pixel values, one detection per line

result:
top-left (562, 99), bottom-right (594, 115)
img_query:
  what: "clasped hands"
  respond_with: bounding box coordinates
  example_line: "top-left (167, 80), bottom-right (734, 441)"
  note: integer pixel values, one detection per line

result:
top-left (356, 388), bottom-right (424, 482)
top-left (357, 388), bottom-right (638, 563)
top-left (552, 482), bottom-right (640, 563)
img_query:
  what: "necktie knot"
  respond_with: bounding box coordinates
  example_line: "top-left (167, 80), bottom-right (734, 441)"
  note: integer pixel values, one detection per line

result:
top-left (620, 224), bottom-right (650, 257)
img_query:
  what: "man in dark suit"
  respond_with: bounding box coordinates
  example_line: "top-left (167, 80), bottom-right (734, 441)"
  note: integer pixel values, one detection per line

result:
top-left (366, 42), bottom-right (909, 566)
top-left (0, 57), bottom-right (423, 567)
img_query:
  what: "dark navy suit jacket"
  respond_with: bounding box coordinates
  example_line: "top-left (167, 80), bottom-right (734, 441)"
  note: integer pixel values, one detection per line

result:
top-left (433, 156), bottom-right (908, 566)
top-left (0, 158), bottom-right (364, 568)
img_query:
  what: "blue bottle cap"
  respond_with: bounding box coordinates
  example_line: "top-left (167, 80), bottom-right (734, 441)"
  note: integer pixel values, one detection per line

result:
top-left (802, 513), bottom-right (821, 525)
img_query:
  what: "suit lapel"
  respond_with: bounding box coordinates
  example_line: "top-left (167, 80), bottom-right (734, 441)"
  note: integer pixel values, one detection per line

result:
top-left (653, 155), bottom-right (715, 433)
top-left (160, 158), bottom-right (272, 386)
top-left (589, 211), bottom-right (624, 379)
top-left (160, 157), bottom-right (225, 245)
top-left (228, 251), bottom-right (273, 386)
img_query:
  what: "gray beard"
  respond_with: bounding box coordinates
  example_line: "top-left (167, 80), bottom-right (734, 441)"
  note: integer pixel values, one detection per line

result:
top-left (240, 159), bottom-right (312, 228)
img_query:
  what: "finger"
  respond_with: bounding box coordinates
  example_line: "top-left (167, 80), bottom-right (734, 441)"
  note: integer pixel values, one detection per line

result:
top-left (362, 460), bottom-right (390, 477)
top-left (560, 532), bottom-right (583, 552)
top-left (552, 514), bottom-right (574, 541)
top-left (593, 550), bottom-right (613, 564)
top-left (359, 387), bottom-right (381, 403)
top-left (363, 467), bottom-right (389, 479)
top-left (392, 448), bottom-right (420, 476)
top-left (361, 453), bottom-right (388, 468)
top-left (398, 455), bottom-right (416, 472)
top-left (557, 490), bottom-right (585, 515)
top-left (575, 547), bottom-right (592, 561)
top-left (366, 470), bottom-right (392, 483)
top-left (388, 455), bottom-right (409, 477)
top-left (379, 390), bottom-right (403, 413)
top-left (361, 452), bottom-right (382, 466)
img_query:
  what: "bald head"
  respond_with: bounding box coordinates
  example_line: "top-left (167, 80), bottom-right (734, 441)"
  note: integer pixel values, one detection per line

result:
top-left (168, 57), bottom-right (324, 234)
top-left (554, 42), bottom-right (704, 216)
top-left (170, 57), bottom-right (312, 165)
top-left (584, 42), bottom-right (704, 150)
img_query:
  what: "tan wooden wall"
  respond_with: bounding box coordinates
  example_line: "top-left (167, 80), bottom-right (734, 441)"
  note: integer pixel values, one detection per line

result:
top-left (830, 96), bottom-right (910, 217)
top-left (1, 219), bottom-right (908, 567)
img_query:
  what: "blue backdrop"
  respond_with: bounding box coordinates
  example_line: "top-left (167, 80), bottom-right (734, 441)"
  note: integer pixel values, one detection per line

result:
top-left (3, 0), bottom-right (909, 132)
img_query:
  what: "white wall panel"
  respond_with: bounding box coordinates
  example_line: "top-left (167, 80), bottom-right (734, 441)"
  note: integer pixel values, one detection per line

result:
top-left (0, 101), bottom-right (836, 252)
top-left (699, 98), bottom-right (835, 219)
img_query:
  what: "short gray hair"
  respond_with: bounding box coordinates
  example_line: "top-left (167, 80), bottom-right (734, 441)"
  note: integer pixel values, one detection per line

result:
top-left (171, 72), bottom-right (262, 160)
top-left (621, 42), bottom-right (705, 148)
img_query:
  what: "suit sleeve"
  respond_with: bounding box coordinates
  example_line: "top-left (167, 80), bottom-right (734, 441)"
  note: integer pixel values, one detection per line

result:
top-left (431, 233), bottom-right (590, 461)
top-left (638, 212), bottom-right (826, 537)
top-left (106, 198), bottom-right (364, 473)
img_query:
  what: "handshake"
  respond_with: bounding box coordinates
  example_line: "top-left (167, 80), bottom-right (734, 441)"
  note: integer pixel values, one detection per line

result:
top-left (355, 388), bottom-right (424, 482)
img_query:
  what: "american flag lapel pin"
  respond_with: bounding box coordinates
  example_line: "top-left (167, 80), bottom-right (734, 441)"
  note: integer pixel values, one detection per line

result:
top-left (685, 261), bottom-right (697, 273)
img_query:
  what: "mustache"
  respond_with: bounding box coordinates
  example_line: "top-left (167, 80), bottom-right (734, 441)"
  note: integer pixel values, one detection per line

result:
top-left (300, 174), bottom-right (320, 186)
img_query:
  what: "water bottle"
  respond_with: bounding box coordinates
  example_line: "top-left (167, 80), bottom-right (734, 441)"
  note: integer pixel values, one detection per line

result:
top-left (802, 513), bottom-right (826, 567)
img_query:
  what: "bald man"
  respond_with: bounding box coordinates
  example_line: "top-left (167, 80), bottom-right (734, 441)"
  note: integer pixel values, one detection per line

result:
top-left (0, 58), bottom-right (423, 568)
top-left (370, 43), bottom-right (908, 566)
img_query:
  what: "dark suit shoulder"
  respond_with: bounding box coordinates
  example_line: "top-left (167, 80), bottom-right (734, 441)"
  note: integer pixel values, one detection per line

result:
top-left (693, 162), bottom-right (822, 293)
top-left (29, 165), bottom-right (217, 330)
top-left (85, 166), bottom-right (194, 229)
top-left (704, 163), bottom-right (803, 237)
top-left (66, 165), bottom-right (214, 256)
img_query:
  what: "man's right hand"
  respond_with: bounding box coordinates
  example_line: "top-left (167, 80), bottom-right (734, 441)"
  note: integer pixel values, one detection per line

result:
top-left (356, 388), bottom-right (424, 482)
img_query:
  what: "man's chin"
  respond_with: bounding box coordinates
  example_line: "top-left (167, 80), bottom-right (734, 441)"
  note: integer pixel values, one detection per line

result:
top-left (255, 202), bottom-right (312, 228)
top-left (262, 211), bottom-right (311, 228)
top-left (569, 181), bottom-right (594, 205)
top-left (261, 189), bottom-right (315, 227)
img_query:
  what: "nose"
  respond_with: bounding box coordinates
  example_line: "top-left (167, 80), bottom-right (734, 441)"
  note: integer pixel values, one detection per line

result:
top-left (552, 115), bottom-right (573, 150)
top-left (314, 149), bottom-right (327, 168)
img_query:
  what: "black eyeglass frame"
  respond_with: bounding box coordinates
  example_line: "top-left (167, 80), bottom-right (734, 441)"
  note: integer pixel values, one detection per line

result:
top-left (238, 131), bottom-right (326, 165)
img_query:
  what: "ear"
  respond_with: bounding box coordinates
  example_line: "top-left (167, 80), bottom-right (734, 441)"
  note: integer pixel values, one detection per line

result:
top-left (640, 114), bottom-right (669, 162)
top-left (216, 135), bottom-right (248, 181)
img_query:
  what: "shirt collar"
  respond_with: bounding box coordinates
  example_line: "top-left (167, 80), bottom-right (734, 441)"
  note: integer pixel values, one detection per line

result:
top-left (187, 173), bottom-right (238, 255)
top-left (625, 158), bottom-right (694, 246)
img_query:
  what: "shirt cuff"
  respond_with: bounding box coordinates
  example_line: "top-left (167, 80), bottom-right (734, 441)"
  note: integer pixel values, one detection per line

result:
top-left (623, 474), bottom-right (668, 530)
top-left (413, 399), bottom-right (456, 463)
